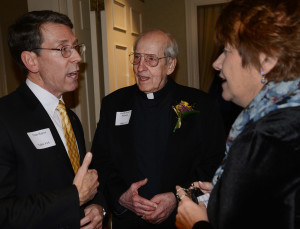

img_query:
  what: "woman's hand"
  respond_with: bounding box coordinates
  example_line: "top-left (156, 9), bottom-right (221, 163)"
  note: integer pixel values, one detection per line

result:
top-left (175, 185), bottom-right (209, 229)
top-left (190, 181), bottom-right (213, 194)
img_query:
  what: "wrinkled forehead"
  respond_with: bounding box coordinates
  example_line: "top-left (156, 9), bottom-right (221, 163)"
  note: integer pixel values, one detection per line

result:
top-left (135, 32), bottom-right (168, 56)
top-left (40, 22), bottom-right (77, 46)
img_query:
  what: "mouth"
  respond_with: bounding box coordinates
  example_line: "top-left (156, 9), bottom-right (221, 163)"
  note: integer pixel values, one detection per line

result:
top-left (67, 70), bottom-right (79, 80)
top-left (137, 75), bottom-right (150, 82)
top-left (219, 74), bottom-right (227, 83)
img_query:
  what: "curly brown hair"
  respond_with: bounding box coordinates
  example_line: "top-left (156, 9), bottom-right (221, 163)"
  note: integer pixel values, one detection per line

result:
top-left (215, 0), bottom-right (300, 82)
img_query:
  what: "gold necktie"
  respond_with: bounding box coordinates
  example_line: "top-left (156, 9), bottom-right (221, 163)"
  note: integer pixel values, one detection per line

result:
top-left (57, 101), bottom-right (80, 174)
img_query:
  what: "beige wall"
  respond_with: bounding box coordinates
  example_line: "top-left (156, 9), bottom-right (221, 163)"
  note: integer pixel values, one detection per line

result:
top-left (0, 0), bottom-right (28, 96)
top-left (144, 0), bottom-right (188, 86)
top-left (0, 0), bottom-right (189, 97)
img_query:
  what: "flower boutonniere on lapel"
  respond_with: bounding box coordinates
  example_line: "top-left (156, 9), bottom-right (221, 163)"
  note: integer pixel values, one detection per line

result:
top-left (172, 100), bottom-right (200, 132)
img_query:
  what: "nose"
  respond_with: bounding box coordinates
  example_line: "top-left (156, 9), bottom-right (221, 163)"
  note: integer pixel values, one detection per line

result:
top-left (70, 48), bottom-right (82, 63)
top-left (137, 55), bottom-right (147, 71)
top-left (212, 52), bottom-right (224, 71)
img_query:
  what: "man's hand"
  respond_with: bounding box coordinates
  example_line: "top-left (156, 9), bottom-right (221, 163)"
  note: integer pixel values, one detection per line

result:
top-left (80, 204), bottom-right (104, 229)
top-left (73, 152), bottom-right (99, 206)
top-left (142, 192), bottom-right (177, 224)
top-left (175, 185), bottom-right (208, 229)
top-left (119, 178), bottom-right (157, 216)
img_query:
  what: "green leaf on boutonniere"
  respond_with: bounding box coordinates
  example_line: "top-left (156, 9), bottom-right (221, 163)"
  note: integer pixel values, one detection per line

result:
top-left (172, 100), bottom-right (200, 132)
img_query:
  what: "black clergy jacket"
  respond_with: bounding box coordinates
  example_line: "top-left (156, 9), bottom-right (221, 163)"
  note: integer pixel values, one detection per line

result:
top-left (91, 78), bottom-right (225, 227)
top-left (193, 106), bottom-right (300, 229)
top-left (0, 82), bottom-right (105, 229)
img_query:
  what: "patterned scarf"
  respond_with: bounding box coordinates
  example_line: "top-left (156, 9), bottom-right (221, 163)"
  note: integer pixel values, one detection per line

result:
top-left (212, 78), bottom-right (300, 186)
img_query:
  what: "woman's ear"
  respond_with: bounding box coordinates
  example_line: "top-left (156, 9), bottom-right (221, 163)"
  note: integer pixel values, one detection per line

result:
top-left (167, 58), bottom-right (177, 75)
top-left (21, 51), bottom-right (39, 73)
top-left (259, 53), bottom-right (278, 74)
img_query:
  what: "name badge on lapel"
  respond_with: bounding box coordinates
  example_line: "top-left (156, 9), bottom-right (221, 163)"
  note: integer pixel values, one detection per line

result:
top-left (27, 128), bottom-right (56, 149)
top-left (115, 110), bottom-right (132, 126)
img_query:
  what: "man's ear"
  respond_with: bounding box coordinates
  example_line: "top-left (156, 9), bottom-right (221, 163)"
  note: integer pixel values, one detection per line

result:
top-left (167, 58), bottom-right (177, 75)
top-left (259, 53), bottom-right (278, 74)
top-left (21, 51), bottom-right (39, 73)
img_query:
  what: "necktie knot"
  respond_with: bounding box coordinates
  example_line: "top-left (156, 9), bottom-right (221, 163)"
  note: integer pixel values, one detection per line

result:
top-left (56, 100), bottom-right (66, 113)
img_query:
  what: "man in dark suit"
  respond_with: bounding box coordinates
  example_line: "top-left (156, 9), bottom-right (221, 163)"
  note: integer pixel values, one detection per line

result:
top-left (0, 11), bottom-right (105, 228)
top-left (91, 30), bottom-right (225, 228)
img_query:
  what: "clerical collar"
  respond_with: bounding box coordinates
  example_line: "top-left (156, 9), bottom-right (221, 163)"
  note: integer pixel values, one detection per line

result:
top-left (138, 78), bottom-right (173, 100)
top-left (146, 93), bottom-right (154, 99)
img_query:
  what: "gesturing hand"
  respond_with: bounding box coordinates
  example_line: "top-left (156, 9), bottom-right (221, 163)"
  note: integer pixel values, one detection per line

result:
top-left (175, 185), bottom-right (208, 229)
top-left (119, 178), bottom-right (157, 216)
top-left (80, 204), bottom-right (104, 229)
top-left (73, 152), bottom-right (99, 206)
top-left (142, 192), bottom-right (177, 224)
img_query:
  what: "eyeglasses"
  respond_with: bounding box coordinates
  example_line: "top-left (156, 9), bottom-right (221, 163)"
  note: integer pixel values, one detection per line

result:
top-left (31, 43), bottom-right (86, 58)
top-left (129, 52), bottom-right (169, 67)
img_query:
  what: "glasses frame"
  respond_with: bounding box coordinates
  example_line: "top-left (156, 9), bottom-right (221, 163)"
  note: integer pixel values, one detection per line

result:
top-left (129, 52), bottom-right (170, 67)
top-left (31, 43), bottom-right (86, 58)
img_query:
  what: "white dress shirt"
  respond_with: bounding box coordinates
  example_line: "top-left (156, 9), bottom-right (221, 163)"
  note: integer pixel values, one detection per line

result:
top-left (26, 79), bottom-right (78, 156)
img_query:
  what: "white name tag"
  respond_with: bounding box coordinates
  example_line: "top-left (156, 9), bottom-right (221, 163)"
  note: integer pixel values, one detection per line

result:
top-left (115, 110), bottom-right (132, 126)
top-left (27, 128), bottom-right (56, 149)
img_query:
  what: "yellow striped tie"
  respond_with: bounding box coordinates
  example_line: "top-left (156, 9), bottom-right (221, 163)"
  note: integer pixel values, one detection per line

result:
top-left (57, 101), bottom-right (80, 174)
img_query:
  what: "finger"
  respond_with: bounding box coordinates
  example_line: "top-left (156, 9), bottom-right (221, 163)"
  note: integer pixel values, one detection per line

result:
top-left (80, 215), bottom-right (91, 226)
top-left (198, 181), bottom-right (213, 192)
top-left (95, 222), bottom-right (103, 229)
top-left (176, 186), bottom-right (187, 197)
top-left (137, 196), bottom-right (158, 209)
top-left (84, 206), bottom-right (93, 215)
top-left (135, 178), bottom-right (148, 189)
top-left (175, 185), bottom-right (182, 190)
top-left (135, 205), bottom-right (156, 215)
top-left (89, 187), bottom-right (98, 201)
top-left (78, 152), bottom-right (93, 173)
top-left (136, 208), bottom-right (155, 216)
top-left (141, 209), bottom-right (156, 216)
top-left (144, 214), bottom-right (163, 224)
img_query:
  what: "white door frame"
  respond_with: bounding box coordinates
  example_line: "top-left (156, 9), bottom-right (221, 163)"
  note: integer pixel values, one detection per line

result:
top-left (185, 0), bottom-right (230, 89)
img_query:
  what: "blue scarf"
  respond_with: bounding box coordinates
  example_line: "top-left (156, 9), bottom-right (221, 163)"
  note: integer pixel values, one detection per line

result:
top-left (212, 78), bottom-right (300, 186)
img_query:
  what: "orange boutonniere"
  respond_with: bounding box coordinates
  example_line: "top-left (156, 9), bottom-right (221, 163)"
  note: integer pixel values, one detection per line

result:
top-left (172, 101), bottom-right (200, 132)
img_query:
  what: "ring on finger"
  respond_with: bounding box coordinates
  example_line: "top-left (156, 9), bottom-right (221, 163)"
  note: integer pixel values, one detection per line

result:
top-left (179, 194), bottom-right (187, 201)
top-left (176, 187), bottom-right (184, 193)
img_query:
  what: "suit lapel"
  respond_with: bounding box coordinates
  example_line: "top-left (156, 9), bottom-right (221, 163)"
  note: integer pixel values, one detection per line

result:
top-left (116, 86), bottom-right (139, 181)
top-left (17, 83), bottom-right (76, 174)
top-left (160, 82), bottom-right (186, 189)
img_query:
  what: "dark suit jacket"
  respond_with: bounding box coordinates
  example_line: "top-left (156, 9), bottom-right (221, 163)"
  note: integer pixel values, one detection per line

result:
top-left (0, 82), bottom-right (90, 228)
top-left (91, 79), bottom-right (225, 228)
top-left (206, 107), bottom-right (300, 229)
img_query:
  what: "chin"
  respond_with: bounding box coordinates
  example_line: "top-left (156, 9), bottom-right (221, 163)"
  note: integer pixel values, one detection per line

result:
top-left (66, 85), bottom-right (78, 93)
top-left (221, 92), bottom-right (232, 102)
top-left (138, 85), bottom-right (152, 93)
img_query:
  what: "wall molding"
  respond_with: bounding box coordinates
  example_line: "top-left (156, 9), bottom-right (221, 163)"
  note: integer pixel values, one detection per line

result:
top-left (185, 0), bottom-right (229, 89)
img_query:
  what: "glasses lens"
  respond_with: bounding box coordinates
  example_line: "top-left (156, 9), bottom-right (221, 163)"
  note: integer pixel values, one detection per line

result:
top-left (61, 44), bottom-right (86, 58)
top-left (129, 53), bottom-right (141, 65)
top-left (61, 46), bottom-right (71, 58)
top-left (75, 44), bottom-right (86, 56)
top-left (144, 54), bottom-right (158, 67)
top-left (129, 53), bottom-right (159, 66)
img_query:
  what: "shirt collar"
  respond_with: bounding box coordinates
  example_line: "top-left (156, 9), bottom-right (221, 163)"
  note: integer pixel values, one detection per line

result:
top-left (26, 79), bottom-right (63, 117)
top-left (137, 77), bottom-right (174, 100)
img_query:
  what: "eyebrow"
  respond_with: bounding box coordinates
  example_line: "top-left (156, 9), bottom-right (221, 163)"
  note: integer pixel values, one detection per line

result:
top-left (55, 39), bottom-right (79, 46)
